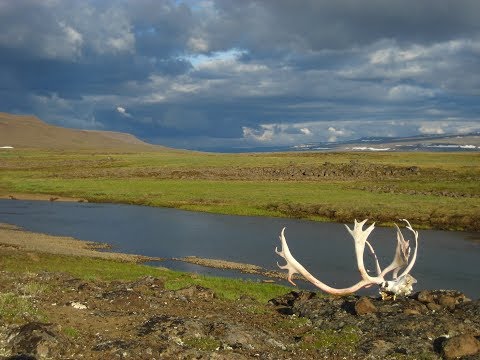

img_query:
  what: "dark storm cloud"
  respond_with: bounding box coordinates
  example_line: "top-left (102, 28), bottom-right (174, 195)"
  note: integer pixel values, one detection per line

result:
top-left (0, 0), bottom-right (479, 149)
top-left (203, 0), bottom-right (480, 52)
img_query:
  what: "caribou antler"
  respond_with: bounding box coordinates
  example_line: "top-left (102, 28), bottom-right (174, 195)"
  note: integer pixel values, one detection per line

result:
top-left (275, 219), bottom-right (419, 297)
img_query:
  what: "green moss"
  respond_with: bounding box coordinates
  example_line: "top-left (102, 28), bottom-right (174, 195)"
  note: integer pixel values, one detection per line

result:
top-left (63, 326), bottom-right (80, 339)
top-left (276, 315), bottom-right (312, 330)
top-left (183, 337), bottom-right (221, 351)
top-left (301, 326), bottom-right (360, 353)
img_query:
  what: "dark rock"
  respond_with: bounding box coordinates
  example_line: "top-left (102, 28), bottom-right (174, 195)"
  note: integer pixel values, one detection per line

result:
top-left (354, 296), bottom-right (377, 315)
top-left (7, 322), bottom-right (64, 359)
top-left (417, 290), bottom-right (435, 303)
top-left (137, 315), bottom-right (185, 336)
top-left (403, 301), bottom-right (428, 315)
top-left (268, 290), bottom-right (315, 308)
top-left (416, 290), bottom-right (470, 312)
top-left (269, 290), bottom-right (480, 359)
top-left (439, 294), bottom-right (459, 310)
top-left (442, 334), bottom-right (480, 359)
top-left (427, 302), bottom-right (443, 312)
top-left (101, 287), bottom-right (133, 300)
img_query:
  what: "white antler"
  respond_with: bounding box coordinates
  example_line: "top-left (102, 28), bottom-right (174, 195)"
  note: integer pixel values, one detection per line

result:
top-left (275, 219), bottom-right (419, 297)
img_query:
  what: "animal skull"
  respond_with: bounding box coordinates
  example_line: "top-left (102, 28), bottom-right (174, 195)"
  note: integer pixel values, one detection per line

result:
top-left (275, 219), bottom-right (419, 298)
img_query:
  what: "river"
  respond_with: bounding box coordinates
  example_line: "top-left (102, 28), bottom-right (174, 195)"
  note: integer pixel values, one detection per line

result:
top-left (0, 199), bottom-right (478, 297)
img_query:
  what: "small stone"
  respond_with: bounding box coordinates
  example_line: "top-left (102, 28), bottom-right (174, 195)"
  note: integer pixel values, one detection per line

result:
top-left (426, 302), bottom-right (442, 312)
top-left (438, 295), bottom-right (457, 310)
top-left (355, 297), bottom-right (377, 315)
top-left (403, 308), bottom-right (421, 315)
top-left (442, 334), bottom-right (480, 359)
top-left (417, 290), bottom-right (435, 304)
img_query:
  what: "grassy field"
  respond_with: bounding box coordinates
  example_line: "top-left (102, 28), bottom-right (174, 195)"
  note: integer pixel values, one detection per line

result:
top-left (1, 149), bottom-right (479, 230)
top-left (0, 248), bottom-right (289, 304)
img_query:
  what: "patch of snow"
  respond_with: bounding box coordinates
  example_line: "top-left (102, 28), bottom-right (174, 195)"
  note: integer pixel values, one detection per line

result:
top-left (351, 146), bottom-right (391, 151)
top-left (426, 144), bottom-right (477, 149)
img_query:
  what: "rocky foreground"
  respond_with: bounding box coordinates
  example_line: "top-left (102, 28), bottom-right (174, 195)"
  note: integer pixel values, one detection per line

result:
top-left (0, 270), bottom-right (479, 359)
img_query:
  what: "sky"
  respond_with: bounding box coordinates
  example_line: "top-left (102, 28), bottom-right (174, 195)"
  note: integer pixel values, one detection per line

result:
top-left (1, 0), bottom-right (480, 151)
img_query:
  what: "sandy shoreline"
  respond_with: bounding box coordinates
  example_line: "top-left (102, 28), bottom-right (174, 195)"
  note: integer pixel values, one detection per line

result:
top-left (0, 193), bottom-right (89, 202)
top-left (0, 222), bottom-right (161, 263)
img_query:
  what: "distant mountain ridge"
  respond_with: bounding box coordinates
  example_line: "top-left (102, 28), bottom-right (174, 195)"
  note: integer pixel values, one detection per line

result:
top-left (208, 132), bottom-right (480, 153)
top-left (335, 133), bottom-right (480, 152)
top-left (286, 133), bottom-right (480, 153)
top-left (0, 113), bottom-right (164, 151)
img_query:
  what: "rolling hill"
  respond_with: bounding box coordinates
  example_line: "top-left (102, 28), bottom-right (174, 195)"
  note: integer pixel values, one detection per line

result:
top-left (0, 113), bottom-right (164, 151)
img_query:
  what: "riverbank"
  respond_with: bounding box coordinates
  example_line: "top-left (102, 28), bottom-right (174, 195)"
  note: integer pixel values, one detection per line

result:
top-left (0, 223), bottom-right (160, 263)
top-left (1, 150), bottom-right (479, 231)
top-left (0, 193), bottom-right (88, 203)
top-left (0, 221), bottom-right (288, 282)
top-left (0, 225), bottom-right (479, 359)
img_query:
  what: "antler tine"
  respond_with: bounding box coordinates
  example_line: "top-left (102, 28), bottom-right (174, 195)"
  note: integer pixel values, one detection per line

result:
top-left (365, 240), bottom-right (382, 276)
top-left (380, 223), bottom-right (410, 278)
top-left (398, 219), bottom-right (419, 278)
top-left (275, 227), bottom-right (300, 286)
top-left (344, 219), bottom-right (380, 282)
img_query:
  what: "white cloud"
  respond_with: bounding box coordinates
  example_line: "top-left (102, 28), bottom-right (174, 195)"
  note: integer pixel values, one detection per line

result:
top-left (418, 121), bottom-right (480, 135)
top-left (369, 44), bottom-right (426, 65)
top-left (186, 49), bottom-right (244, 68)
top-left (116, 106), bottom-right (132, 117)
top-left (242, 125), bottom-right (276, 142)
top-left (418, 124), bottom-right (445, 135)
top-left (188, 36), bottom-right (209, 52)
top-left (57, 22), bottom-right (83, 58)
top-left (242, 122), bottom-right (353, 145)
top-left (327, 126), bottom-right (346, 142)
top-left (387, 85), bottom-right (435, 101)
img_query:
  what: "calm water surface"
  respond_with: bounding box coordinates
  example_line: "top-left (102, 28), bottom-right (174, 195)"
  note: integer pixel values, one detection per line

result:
top-left (0, 199), bottom-right (478, 297)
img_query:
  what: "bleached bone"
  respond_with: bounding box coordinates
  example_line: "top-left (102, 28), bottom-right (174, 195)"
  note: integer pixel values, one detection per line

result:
top-left (275, 219), bottom-right (418, 297)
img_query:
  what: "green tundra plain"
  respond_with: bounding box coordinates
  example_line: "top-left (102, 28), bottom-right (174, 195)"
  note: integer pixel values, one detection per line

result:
top-left (1, 149), bottom-right (479, 231)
